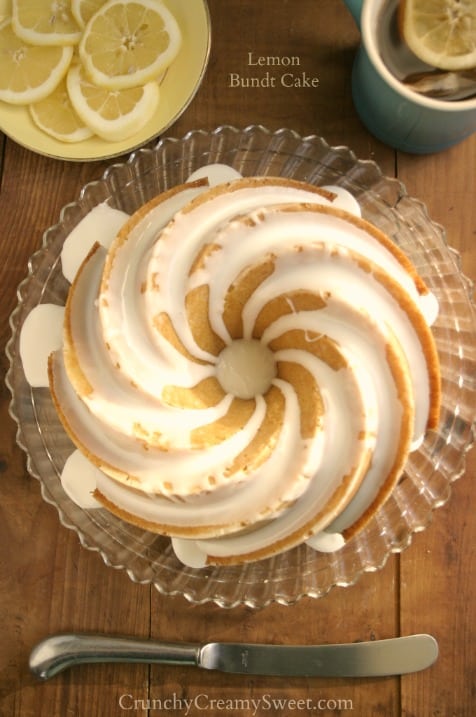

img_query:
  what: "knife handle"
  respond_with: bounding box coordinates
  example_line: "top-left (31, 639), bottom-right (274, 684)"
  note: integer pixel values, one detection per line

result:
top-left (29, 633), bottom-right (200, 680)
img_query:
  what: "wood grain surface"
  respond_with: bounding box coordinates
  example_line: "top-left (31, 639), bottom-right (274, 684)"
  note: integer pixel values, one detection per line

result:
top-left (0, 2), bottom-right (474, 715)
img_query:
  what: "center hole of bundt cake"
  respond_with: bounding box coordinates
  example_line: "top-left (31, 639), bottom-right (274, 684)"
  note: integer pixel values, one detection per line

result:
top-left (216, 339), bottom-right (277, 399)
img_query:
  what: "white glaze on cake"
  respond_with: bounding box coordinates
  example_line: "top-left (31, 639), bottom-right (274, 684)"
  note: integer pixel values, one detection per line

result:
top-left (216, 339), bottom-right (277, 399)
top-left (61, 203), bottom-right (129, 283)
top-left (171, 537), bottom-right (208, 569)
top-left (306, 530), bottom-right (345, 553)
top-left (20, 167), bottom-right (441, 567)
top-left (61, 449), bottom-right (102, 509)
top-left (19, 304), bottom-right (65, 387)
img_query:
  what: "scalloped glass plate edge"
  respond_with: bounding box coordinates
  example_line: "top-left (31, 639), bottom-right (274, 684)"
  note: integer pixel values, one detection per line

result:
top-left (5, 125), bottom-right (476, 608)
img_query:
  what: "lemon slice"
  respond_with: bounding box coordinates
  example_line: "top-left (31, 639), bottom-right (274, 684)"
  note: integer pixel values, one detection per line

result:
top-left (399, 0), bottom-right (476, 71)
top-left (0, 19), bottom-right (73, 104)
top-left (29, 76), bottom-right (94, 142)
top-left (12, 0), bottom-right (82, 46)
top-left (71, 0), bottom-right (105, 29)
top-left (66, 61), bottom-right (160, 141)
top-left (79, 0), bottom-right (182, 90)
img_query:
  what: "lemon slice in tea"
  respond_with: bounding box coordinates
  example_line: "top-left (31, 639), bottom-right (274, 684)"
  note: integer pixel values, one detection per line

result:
top-left (399, 0), bottom-right (476, 71)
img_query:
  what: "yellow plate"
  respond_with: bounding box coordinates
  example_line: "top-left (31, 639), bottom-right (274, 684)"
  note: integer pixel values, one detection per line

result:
top-left (0, 0), bottom-right (211, 161)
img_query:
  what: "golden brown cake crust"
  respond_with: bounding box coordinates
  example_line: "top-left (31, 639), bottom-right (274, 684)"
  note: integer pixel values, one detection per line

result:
top-left (49, 174), bottom-right (441, 564)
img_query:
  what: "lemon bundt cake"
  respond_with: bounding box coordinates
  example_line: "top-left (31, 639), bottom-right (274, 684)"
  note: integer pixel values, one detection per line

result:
top-left (46, 172), bottom-right (440, 566)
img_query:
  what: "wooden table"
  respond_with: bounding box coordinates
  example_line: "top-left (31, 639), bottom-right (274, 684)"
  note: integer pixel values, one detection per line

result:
top-left (1, 2), bottom-right (474, 715)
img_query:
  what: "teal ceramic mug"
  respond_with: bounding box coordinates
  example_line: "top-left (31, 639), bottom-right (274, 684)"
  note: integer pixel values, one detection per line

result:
top-left (343, 0), bottom-right (476, 153)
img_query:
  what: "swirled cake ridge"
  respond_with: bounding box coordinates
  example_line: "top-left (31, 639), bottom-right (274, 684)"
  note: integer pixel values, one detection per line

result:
top-left (43, 171), bottom-right (441, 566)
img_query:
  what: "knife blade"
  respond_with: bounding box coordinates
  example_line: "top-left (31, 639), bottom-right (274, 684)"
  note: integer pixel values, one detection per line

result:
top-left (29, 633), bottom-right (438, 680)
top-left (200, 634), bottom-right (438, 677)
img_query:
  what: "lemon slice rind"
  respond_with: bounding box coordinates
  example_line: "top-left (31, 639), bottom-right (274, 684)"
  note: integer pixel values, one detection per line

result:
top-left (71, 0), bottom-right (106, 29)
top-left (400, 0), bottom-right (476, 71)
top-left (12, 0), bottom-right (82, 46)
top-left (66, 62), bottom-right (160, 142)
top-left (29, 77), bottom-right (95, 143)
top-left (0, 19), bottom-right (73, 105)
top-left (79, 0), bottom-right (182, 90)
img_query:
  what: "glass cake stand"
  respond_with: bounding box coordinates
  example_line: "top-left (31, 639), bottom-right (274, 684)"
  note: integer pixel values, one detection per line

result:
top-left (6, 125), bottom-right (476, 607)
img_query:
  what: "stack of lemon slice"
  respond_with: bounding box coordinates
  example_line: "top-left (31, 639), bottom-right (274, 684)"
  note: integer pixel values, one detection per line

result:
top-left (0, 0), bottom-right (182, 143)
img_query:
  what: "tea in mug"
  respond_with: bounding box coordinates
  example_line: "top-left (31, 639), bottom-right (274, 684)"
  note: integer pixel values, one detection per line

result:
top-left (378, 0), bottom-right (476, 101)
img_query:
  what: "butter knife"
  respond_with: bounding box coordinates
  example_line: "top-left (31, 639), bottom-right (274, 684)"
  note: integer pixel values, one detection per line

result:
top-left (30, 633), bottom-right (438, 680)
